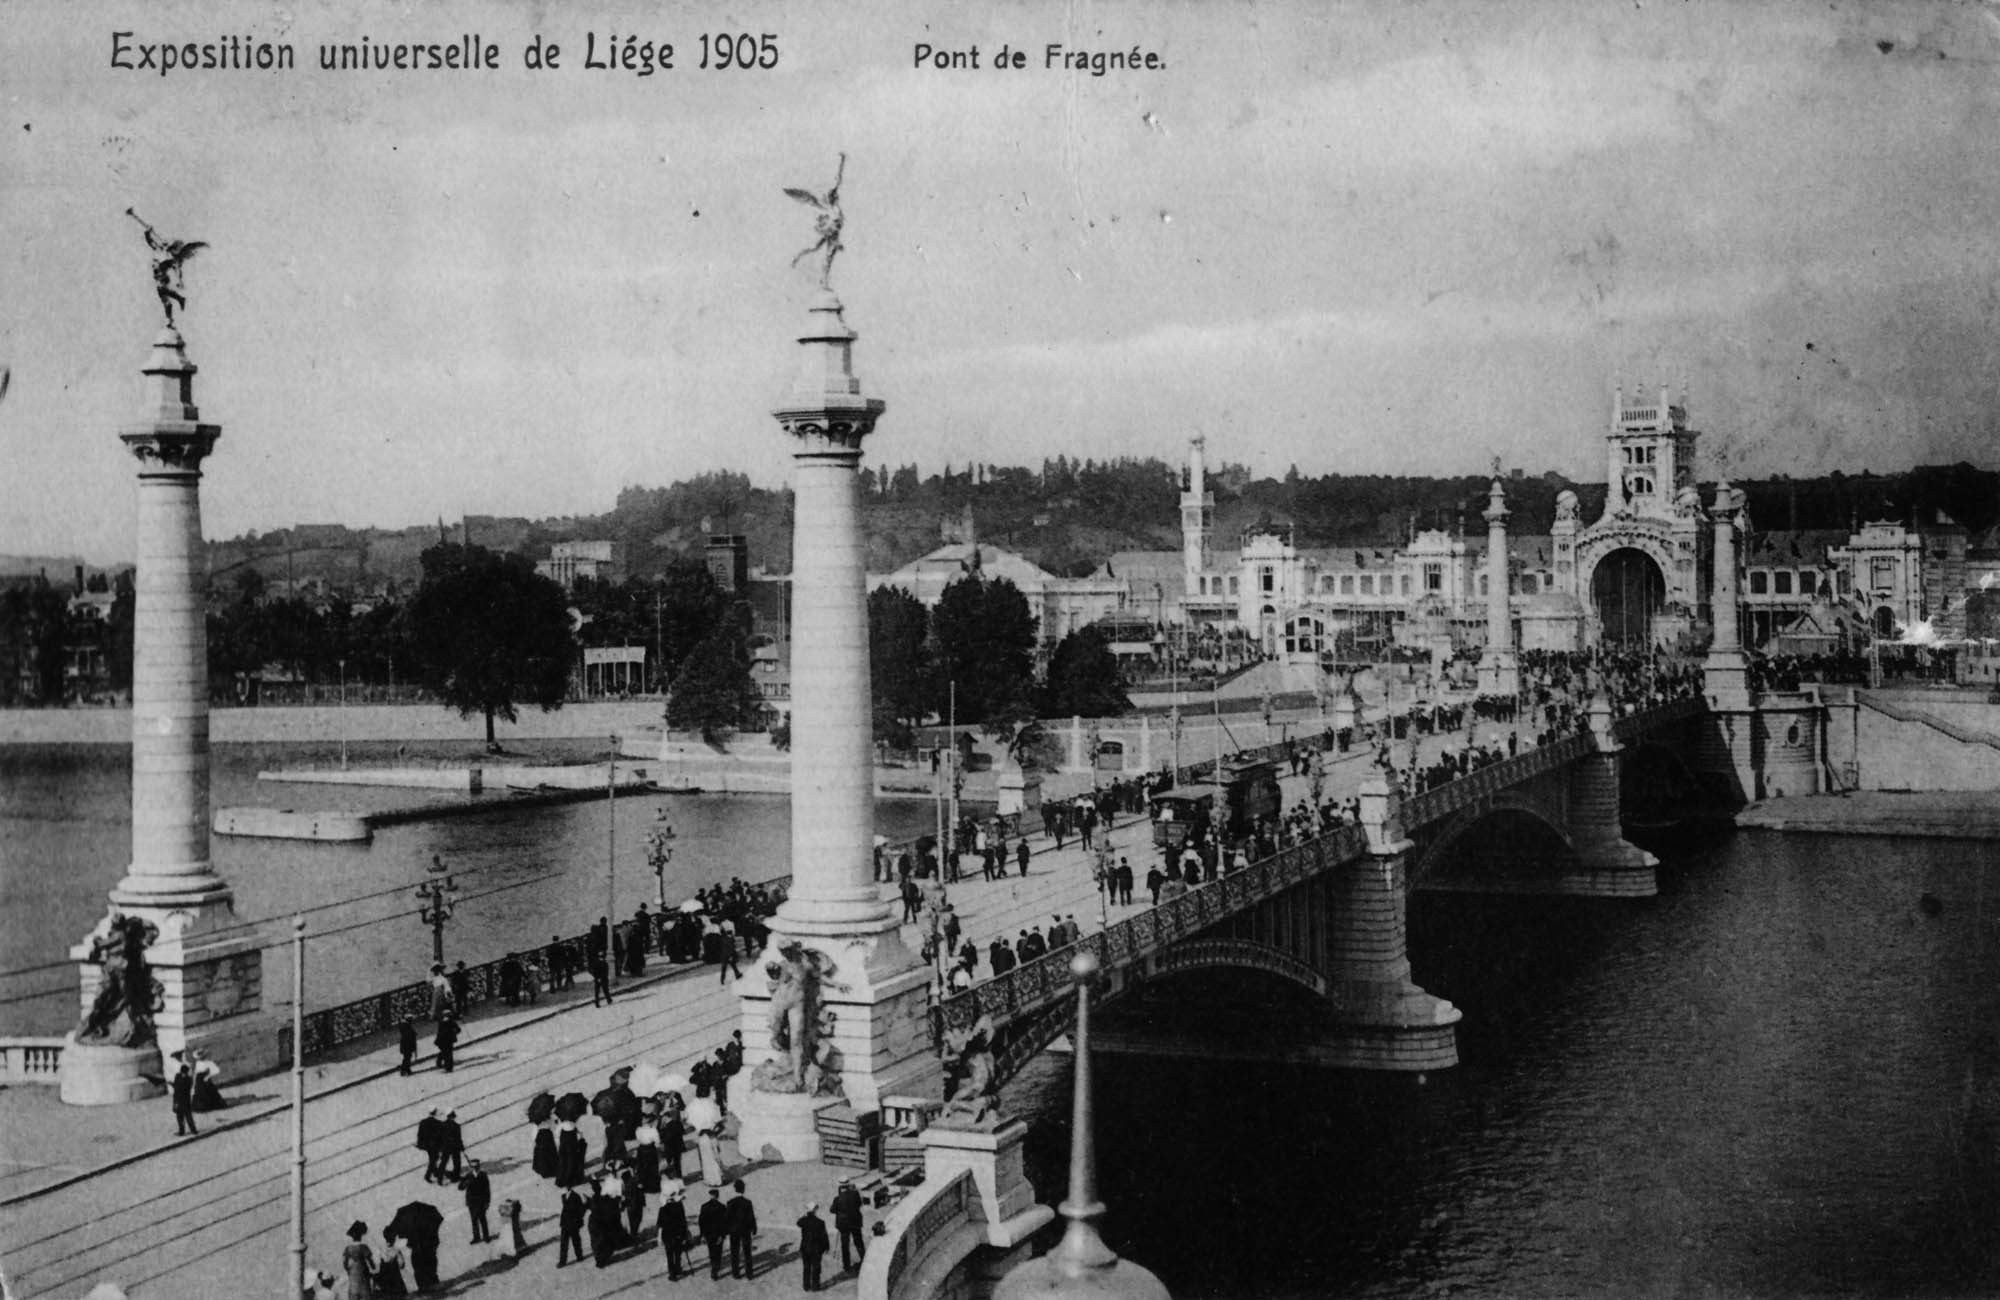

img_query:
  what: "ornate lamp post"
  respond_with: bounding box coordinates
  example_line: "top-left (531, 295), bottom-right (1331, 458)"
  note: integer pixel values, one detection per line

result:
top-left (646, 808), bottom-right (678, 913)
top-left (415, 855), bottom-right (459, 966)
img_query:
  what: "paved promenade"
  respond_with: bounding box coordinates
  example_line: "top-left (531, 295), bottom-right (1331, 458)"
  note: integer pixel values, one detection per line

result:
top-left (0, 711), bottom-right (1497, 1300)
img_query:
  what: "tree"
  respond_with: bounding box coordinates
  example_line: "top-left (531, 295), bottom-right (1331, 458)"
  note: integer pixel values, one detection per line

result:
top-left (868, 585), bottom-right (934, 747)
top-left (931, 575), bottom-right (1036, 725)
top-left (1040, 626), bottom-right (1130, 719)
top-left (654, 559), bottom-right (731, 686)
top-left (667, 624), bottom-right (757, 741)
top-left (404, 542), bottom-right (575, 749)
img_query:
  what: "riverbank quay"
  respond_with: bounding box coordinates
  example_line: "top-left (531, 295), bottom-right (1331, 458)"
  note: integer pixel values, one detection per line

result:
top-left (1738, 790), bottom-right (2000, 840)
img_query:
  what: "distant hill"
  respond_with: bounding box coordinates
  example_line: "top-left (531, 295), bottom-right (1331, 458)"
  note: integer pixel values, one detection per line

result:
top-left (194, 459), bottom-right (2000, 599)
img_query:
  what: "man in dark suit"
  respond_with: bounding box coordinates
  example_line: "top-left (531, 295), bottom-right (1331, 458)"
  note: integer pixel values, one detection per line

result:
top-left (831, 1176), bottom-right (866, 1272)
top-left (434, 1009), bottom-right (460, 1072)
top-left (397, 1019), bottom-right (418, 1075)
top-left (171, 1061), bottom-right (197, 1136)
top-left (416, 1108), bottom-right (445, 1183)
top-left (698, 1187), bottom-right (729, 1278)
top-left (462, 1157), bottom-right (492, 1243)
top-left (439, 1110), bottom-right (465, 1183)
top-left (558, 1186), bottom-right (587, 1266)
top-left (657, 1186), bottom-right (691, 1279)
top-left (796, 1202), bottom-right (831, 1291)
top-left (726, 1178), bottom-right (758, 1278)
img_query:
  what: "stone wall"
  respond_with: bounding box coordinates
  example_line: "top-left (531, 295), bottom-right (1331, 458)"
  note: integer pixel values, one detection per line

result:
top-left (1826, 695), bottom-right (2000, 792)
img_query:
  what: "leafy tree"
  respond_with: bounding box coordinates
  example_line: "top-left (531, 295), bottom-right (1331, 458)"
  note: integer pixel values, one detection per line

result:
top-left (667, 623), bottom-right (757, 741)
top-left (106, 571), bottom-right (135, 694)
top-left (404, 542), bottom-right (575, 749)
top-left (1040, 626), bottom-right (1130, 719)
top-left (931, 574), bottom-right (1036, 726)
top-left (653, 559), bottom-right (731, 684)
top-left (868, 585), bottom-right (935, 747)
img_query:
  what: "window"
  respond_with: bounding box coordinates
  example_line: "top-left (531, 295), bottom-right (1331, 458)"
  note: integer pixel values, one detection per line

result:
top-left (1229, 577), bottom-right (1239, 596)
top-left (1360, 575), bottom-right (1375, 595)
top-left (1870, 557), bottom-right (1894, 590)
top-left (1479, 574), bottom-right (1489, 596)
top-left (1749, 571), bottom-right (1767, 595)
top-left (1260, 567), bottom-right (1275, 594)
top-left (1774, 572), bottom-right (1792, 596)
top-left (1424, 563), bottom-right (1442, 592)
top-left (1521, 574), bottom-right (1539, 595)
top-left (1799, 570), bottom-right (1817, 595)
top-left (1400, 575), bottom-right (1411, 596)
top-left (1340, 575), bottom-right (1354, 595)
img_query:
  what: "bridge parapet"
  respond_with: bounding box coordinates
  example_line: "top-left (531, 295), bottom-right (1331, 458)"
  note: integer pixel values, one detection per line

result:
top-left (932, 825), bottom-right (1368, 1078)
top-left (1610, 694), bottom-right (1705, 745)
top-left (1403, 732), bottom-right (1591, 830)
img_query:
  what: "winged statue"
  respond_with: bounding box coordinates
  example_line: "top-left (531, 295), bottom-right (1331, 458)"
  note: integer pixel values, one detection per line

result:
top-left (127, 208), bottom-right (207, 327)
top-left (784, 153), bottom-right (846, 290)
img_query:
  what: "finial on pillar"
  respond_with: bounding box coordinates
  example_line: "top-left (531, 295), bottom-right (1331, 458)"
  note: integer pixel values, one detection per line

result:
top-left (993, 951), bottom-right (1171, 1300)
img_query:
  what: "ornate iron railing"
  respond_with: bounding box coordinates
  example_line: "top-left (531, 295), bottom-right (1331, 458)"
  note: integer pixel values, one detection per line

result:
top-left (1610, 694), bottom-right (1705, 744)
top-left (1400, 733), bottom-right (1592, 829)
top-left (931, 821), bottom-right (1368, 1048)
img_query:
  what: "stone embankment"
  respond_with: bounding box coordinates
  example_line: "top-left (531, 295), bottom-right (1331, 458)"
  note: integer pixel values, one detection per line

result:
top-left (1739, 790), bottom-right (2000, 840)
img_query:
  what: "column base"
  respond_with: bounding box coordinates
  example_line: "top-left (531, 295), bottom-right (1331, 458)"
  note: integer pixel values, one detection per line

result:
top-left (732, 1090), bottom-right (840, 1164)
top-left (58, 1035), bottom-right (164, 1106)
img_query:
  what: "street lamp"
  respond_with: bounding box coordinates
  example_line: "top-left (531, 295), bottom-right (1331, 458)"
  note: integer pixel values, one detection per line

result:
top-left (646, 808), bottom-right (678, 913)
top-left (338, 657), bottom-right (347, 769)
top-left (606, 734), bottom-right (619, 989)
top-left (415, 854), bottom-right (459, 966)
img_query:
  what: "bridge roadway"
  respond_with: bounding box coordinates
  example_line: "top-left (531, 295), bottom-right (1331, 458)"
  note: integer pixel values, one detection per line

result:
top-left (0, 710), bottom-right (1546, 1300)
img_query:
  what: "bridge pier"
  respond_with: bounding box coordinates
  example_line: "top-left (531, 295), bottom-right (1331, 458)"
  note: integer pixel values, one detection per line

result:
top-left (1560, 697), bottom-right (1658, 897)
top-left (1321, 774), bottom-right (1461, 1071)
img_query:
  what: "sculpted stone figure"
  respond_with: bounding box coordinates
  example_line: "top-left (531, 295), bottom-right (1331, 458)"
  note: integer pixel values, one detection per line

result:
top-left (783, 153), bottom-right (846, 290)
top-left (77, 913), bottom-right (159, 1047)
top-left (127, 208), bottom-right (207, 328)
top-left (933, 1016), bottom-right (999, 1130)
top-left (753, 942), bottom-right (849, 1094)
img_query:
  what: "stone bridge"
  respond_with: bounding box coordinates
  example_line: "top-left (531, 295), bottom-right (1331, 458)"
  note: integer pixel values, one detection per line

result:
top-left (931, 694), bottom-right (1714, 1083)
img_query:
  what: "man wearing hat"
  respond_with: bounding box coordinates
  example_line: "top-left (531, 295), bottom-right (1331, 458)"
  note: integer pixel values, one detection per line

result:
top-left (556, 1185), bottom-right (587, 1267)
top-left (462, 1156), bottom-right (492, 1243)
top-left (697, 1186), bottom-right (729, 1279)
top-left (416, 1108), bottom-right (445, 1183)
top-left (831, 1175), bottom-right (866, 1272)
top-left (796, 1201), bottom-right (831, 1291)
top-left (656, 1183), bottom-right (691, 1280)
top-left (726, 1177), bottom-right (759, 1278)
top-left (439, 1110), bottom-right (465, 1183)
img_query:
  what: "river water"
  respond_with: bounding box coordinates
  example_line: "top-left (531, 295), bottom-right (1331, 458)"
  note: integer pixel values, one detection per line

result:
top-left (0, 740), bottom-right (940, 1031)
top-left (7, 745), bottom-right (1997, 1295)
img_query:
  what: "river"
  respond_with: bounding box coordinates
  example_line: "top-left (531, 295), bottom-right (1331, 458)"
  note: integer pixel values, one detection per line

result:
top-left (1006, 828), bottom-right (2000, 1297)
top-left (0, 740), bottom-right (941, 1032)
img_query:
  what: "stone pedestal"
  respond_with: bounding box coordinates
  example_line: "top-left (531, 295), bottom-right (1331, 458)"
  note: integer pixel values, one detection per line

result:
top-left (1705, 484), bottom-right (1751, 708)
top-left (733, 1090), bottom-right (841, 1164)
top-left (996, 765), bottom-right (1041, 823)
top-left (921, 1119), bottom-right (1048, 1240)
top-left (57, 1037), bottom-right (163, 1106)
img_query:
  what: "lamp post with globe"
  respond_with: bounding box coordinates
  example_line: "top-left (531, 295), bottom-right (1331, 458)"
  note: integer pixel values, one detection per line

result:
top-left (646, 809), bottom-right (678, 914)
top-left (415, 855), bottom-right (460, 967)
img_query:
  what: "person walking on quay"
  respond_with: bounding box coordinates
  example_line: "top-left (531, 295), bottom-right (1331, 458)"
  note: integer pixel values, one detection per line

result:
top-left (658, 1184), bottom-right (692, 1280)
top-left (831, 1176), bottom-right (866, 1273)
top-left (698, 1187), bottom-right (728, 1278)
top-left (547, 935), bottom-right (571, 991)
top-left (588, 946), bottom-right (613, 1007)
top-left (398, 1019), bottom-right (417, 1076)
top-left (1146, 864), bottom-right (1165, 906)
top-left (1017, 839), bottom-right (1031, 877)
top-left (796, 1202), bottom-right (830, 1291)
top-left (498, 952), bottom-right (523, 1006)
top-left (435, 1110), bottom-right (465, 1184)
top-left (427, 963), bottom-right (453, 1020)
top-left (416, 1109), bottom-right (446, 1184)
top-left (588, 1177), bottom-right (621, 1268)
top-left (171, 1058), bottom-right (197, 1136)
top-left (556, 1118), bottom-right (589, 1187)
top-left (342, 1221), bottom-right (376, 1300)
top-left (726, 1178), bottom-right (758, 1279)
top-left (716, 924), bottom-right (743, 985)
top-left (448, 960), bottom-right (470, 1012)
top-left (621, 1159), bottom-right (648, 1242)
top-left (660, 1106), bottom-right (686, 1183)
top-left (462, 1158), bottom-right (492, 1244)
top-left (557, 1186), bottom-right (587, 1267)
top-left (374, 1227), bottom-right (408, 1295)
top-left (433, 1009), bottom-right (460, 1073)
top-left (1116, 857), bottom-right (1135, 905)
top-left (532, 1119), bottom-right (559, 1180)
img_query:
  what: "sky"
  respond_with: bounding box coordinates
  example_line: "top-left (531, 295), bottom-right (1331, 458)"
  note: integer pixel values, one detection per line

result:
top-left (4, 0), bottom-right (1999, 562)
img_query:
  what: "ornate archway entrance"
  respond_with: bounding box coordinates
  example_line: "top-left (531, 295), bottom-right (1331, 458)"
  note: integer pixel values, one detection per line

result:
top-left (1590, 547), bottom-right (1667, 648)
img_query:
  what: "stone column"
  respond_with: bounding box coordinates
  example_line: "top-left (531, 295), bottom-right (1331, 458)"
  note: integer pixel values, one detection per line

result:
top-left (736, 292), bottom-right (934, 1159)
top-left (1705, 483), bottom-right (1749, 706)
top-left (62, 330), bottom-right (263, 1105)
top-left (1479, 478), bottom-right (1519, 697)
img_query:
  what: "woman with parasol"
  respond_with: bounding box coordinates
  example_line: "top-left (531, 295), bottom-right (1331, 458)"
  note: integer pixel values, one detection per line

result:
top-left (527, 1092), bottom-right (559, 1180)
top-left (554, 1094), bottom-right (591, 1187)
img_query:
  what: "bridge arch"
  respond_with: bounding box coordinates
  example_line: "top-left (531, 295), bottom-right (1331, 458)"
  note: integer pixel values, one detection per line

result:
top-left (1413, 799), bottom-right (1577, 890)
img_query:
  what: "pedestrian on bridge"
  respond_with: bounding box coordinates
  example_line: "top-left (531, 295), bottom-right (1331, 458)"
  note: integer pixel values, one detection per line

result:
top-left (438, 1110), bottom-right (465, 1182)
top-left (796, 1202), bottom-right (830, 1291)
top-left (557, 1186), bottom-right (587, 1266)
top-left (658, 1184), bottom-right (692, 1278)
top-left (433, 1010), bottom-right (459, 1073)
top-left (416, 1109), bottom-right (445, 1183)
top-left (699, 1187), bottom-right (728, 1277)
top-left (1016, 840), bottom-right (1031, 876)
top-left (727, 1178), bottom-right (759, 1278)
top-left (462, 1159), bottom-right (492, 1244)
top-left (398, 1019), bottom-right (417, 1076)
top-left (831, 1176), bottom-right (866, 1271)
